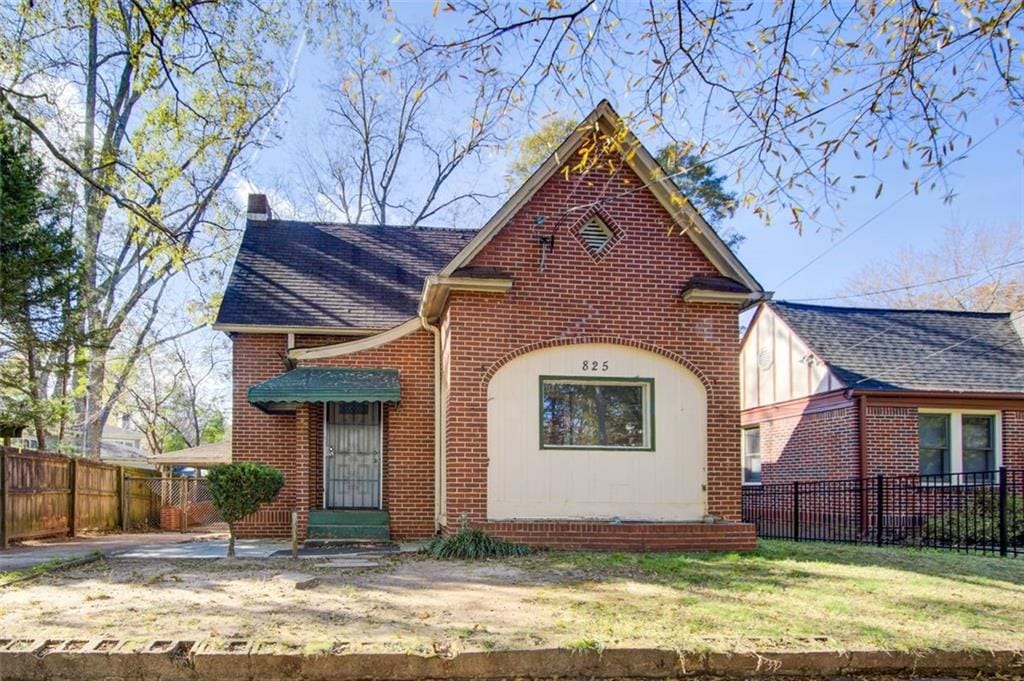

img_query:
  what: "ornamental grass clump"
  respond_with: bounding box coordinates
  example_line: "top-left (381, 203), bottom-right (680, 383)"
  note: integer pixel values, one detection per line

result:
top-left (424, 516), bottom-right (534, 559)
top-left (207, 462), bottom-right (284, 558)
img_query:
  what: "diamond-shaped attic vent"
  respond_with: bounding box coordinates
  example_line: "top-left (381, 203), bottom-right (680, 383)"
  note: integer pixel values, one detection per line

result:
top-left (579, 217), bottom-right (613, 255)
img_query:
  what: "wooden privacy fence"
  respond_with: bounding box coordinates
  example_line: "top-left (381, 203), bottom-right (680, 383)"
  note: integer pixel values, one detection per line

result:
top-left (0, 446), bottom-right (159, 547)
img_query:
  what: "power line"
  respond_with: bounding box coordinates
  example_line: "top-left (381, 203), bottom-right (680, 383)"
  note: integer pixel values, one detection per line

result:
top-left (852, 332), bottom-right (1024, 388)
top-left (771, 119), bottom-right (1012, 290)
top-left (789, 259), bottom-right (1024, 303)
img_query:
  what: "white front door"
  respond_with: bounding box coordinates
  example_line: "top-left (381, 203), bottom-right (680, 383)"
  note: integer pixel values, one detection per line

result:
top-left (324, 402), bottom-right (382, 509)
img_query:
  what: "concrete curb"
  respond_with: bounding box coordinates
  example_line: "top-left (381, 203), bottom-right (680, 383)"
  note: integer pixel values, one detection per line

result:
top-left (1, 638), bottom-right (1022, 680)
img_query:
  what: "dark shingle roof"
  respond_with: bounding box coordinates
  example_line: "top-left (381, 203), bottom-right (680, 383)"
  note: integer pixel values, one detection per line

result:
top-left (770, 301), bottom-right (1024, 393)
top-left (216, 220), bottom-right (476, 330)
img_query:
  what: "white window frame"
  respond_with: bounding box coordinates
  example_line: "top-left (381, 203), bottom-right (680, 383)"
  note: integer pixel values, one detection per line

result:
top-left (741, 425), bottom-right (762, 486)
top-left (918, 408), bottom-right (1002, 477)
top-left (539, 376), bottom-right (654, 451)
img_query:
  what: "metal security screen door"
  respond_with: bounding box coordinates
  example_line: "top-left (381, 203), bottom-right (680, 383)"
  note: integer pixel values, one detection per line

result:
top-left (324, 402), bottom-right (382, 509)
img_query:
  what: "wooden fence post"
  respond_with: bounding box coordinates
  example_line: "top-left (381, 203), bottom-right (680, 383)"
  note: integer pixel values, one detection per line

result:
top-left (1, 448), bottom-right (8, 549)
top-left (68, 458), bottom-right (77, 538)
top-left (119, 467), bottom-right (127, 532)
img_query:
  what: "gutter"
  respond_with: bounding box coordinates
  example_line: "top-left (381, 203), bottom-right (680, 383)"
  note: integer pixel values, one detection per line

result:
top-left (418, 275), bottom-right (513, 322)
top-left (419, 316), bottom-right (444, 533)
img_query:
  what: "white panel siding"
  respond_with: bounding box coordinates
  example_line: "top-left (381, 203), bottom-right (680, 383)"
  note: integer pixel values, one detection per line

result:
top-left (741, 306), bottom-right (843, 409)
top-left (487, 343), bottom-right (707, 521)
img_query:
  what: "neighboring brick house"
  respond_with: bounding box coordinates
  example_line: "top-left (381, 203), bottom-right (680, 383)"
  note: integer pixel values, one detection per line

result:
top-left (214, 101), bottom-right (766, 551)
top-left (739, 301), bottom-right (1024, 486)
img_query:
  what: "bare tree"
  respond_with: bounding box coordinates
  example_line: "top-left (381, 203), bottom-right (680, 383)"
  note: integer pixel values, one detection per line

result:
top-left (299, 6), bottom-right (507, 226)
top-left (415, 1), bottom-right (1023, 232)
top-left (833, 224), bottom-right (1024, 311)
top-left (0, 1), bottom-right (292, 455)
top-left (125, 336), bottom-right (229, 455)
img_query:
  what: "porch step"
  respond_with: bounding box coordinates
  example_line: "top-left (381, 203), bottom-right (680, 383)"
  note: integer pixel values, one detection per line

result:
top-left (308, 510), bottom-right (389, 526)
top-left (307, 524), bottom-right (390, 541)
top-left (307, 510), bottom-right (390, 541)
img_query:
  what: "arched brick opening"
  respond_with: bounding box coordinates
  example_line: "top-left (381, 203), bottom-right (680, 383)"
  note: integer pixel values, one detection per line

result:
top-left (482, 335), bottom-right (715, 401)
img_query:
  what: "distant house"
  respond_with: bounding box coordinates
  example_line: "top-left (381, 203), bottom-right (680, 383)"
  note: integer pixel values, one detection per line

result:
top-left (214, 101), bottom-right (766, 551)
top-left (12, 417), bottom-right (155, 471)
top-left (739, 301), bottom-right (1024, 485)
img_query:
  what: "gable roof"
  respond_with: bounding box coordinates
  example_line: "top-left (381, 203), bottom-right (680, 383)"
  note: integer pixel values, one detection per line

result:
top-left (215, 220), bottom-right (476, 331)
top-left (768, 301), bottom-right (1024, 393)
top-left (441, 100), bottom-right (763, 295)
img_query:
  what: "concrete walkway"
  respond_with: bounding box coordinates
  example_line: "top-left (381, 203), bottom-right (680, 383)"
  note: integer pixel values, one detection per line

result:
top-left (116, 538), bottom-right (291, 559)
top-left (1, 534), bottom-right (418, 570)
top-left (0, 531), bottom-right (224, 571)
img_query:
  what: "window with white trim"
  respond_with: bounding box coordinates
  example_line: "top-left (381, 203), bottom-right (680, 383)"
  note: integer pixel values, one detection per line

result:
top-left (742, 426), bottom-right (762, 485)
top-left (540, 377), bottom-right (652, 450)
top-left (918, 411), bottom-right (999, 478)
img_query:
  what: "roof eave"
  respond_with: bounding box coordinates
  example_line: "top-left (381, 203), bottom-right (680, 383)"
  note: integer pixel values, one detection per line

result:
top-left (418, 275), bottom-right (515, 322)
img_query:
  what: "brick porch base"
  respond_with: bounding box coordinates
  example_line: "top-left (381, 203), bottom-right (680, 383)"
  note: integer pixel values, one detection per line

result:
top-left (474, 520), bottom-right (758, 552)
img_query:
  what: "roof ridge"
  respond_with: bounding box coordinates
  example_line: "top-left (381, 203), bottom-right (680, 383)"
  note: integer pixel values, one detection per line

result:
top-left (771, 299), bottom-right (1011, 318)
top-left (254, 218), bottom-right (478, 234)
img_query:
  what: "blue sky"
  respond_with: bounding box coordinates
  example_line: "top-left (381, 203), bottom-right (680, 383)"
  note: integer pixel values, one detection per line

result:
top-left (242, 5), bottom-right (1024, 305)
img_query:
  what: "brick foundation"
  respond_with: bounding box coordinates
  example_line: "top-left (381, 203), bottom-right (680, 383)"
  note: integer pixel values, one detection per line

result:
top-left (478, 520), bottom-right (757, 552)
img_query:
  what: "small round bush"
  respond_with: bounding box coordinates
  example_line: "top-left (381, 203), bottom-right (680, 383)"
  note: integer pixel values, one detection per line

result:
top-left (208, 462), bottom-right (284, 557)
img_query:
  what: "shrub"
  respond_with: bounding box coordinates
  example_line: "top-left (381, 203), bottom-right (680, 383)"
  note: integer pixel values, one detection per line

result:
top-left (424, 516), bottom-right (533, 559)
top-left (922, 492), bottom-right (1024, 548)
top-left (207, 462), bottom-right (284, 557)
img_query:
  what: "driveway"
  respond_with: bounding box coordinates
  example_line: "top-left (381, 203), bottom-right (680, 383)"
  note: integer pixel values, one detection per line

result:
top-left (0, 530), bottom-right (236, 571)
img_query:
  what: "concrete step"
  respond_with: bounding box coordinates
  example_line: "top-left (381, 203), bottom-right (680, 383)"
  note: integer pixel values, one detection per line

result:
top-left (308, 510), bottom-right (389, 526)
top-left (306, 523), bottom-right (390, 541)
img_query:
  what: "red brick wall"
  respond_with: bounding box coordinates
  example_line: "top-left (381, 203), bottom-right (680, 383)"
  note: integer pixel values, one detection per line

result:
top-left (864, 406), bottom-right (919, 476)
top-left (478, 520), bottom-right (756, 552)
top-left (442, 159), bottom-right (747, 527)
top-left (298, 329), bottom-right (437, 540)
top-left (749, 403), bottom-right (1024, 487)
top-left (231, 333), bottom-right (298, 538)
top-left (230, 330), bottom-right (436, 540)
top-left (758, 405), bottom-right (860, 483)
top-left (1002, 410), bottom-right (1024, 468)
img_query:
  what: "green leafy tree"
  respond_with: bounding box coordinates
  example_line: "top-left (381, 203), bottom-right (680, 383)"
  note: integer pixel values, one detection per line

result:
top-left (0, 114), bottom-right (82, 448)
top-left (207, 463), bottom-right (284, 558)
top-left (420, 2), bottom-right (1022, 232)
top-left (0, 0), bottom-right (293, 456)
top-left (508, 116), bottom-right (742, 248)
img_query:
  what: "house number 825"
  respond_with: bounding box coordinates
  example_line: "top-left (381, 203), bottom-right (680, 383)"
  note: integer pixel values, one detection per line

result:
top-left (582, 360), bottom-right (609, 371)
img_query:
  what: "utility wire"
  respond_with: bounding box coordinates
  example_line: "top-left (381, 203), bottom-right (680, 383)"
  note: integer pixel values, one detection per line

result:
top-left (851, 324), bottom-right (1021, 387)
top-left (771, 119), bottom-right (1012, 290)
top-left (789, 259), bottom-right (1024, 303)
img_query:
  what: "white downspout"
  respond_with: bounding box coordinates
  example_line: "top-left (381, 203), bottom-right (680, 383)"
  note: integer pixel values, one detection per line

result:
top-left (420, 316), bottom-right (443, 533)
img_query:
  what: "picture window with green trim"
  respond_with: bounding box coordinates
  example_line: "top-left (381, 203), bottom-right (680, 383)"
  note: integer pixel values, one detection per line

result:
top-left (540, 377), bottom-right (653, 450)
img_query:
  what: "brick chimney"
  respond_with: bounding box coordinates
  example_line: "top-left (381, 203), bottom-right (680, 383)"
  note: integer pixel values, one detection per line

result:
top-left (247, 193), bottom-right (272, 221)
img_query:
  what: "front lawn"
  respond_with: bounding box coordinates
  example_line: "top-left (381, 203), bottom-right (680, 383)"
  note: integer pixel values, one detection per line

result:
top-left (1, 541), bottom-right (1021, 654)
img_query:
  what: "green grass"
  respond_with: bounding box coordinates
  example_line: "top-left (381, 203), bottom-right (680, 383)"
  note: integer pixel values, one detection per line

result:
top-left (0, 551), bottom-right (103, 586)
top-left (525, 540), bottom-right (1024, 653)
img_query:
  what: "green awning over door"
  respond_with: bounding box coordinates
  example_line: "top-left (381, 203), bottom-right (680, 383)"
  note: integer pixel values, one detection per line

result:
top-left (248, 367), bottom-right (400, 410)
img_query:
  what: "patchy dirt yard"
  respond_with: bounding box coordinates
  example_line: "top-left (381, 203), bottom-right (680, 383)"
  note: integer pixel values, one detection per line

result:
top-left (2, 541), bottom-right (1023, 655)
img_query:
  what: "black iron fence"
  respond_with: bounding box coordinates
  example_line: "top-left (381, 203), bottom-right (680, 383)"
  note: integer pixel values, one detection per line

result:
top-left (742, 467), bottom-right (1023, 556)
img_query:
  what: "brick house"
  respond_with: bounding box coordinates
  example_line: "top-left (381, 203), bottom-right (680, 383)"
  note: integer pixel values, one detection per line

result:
top-left (739, 301), bottom-right (1024, 486)
top-left (214, 101), bottom-right (765, 550)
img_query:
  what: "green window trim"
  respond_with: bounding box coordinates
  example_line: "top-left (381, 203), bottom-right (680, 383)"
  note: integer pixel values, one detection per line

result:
top-left (538, 375), bottom-right (656, 451)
